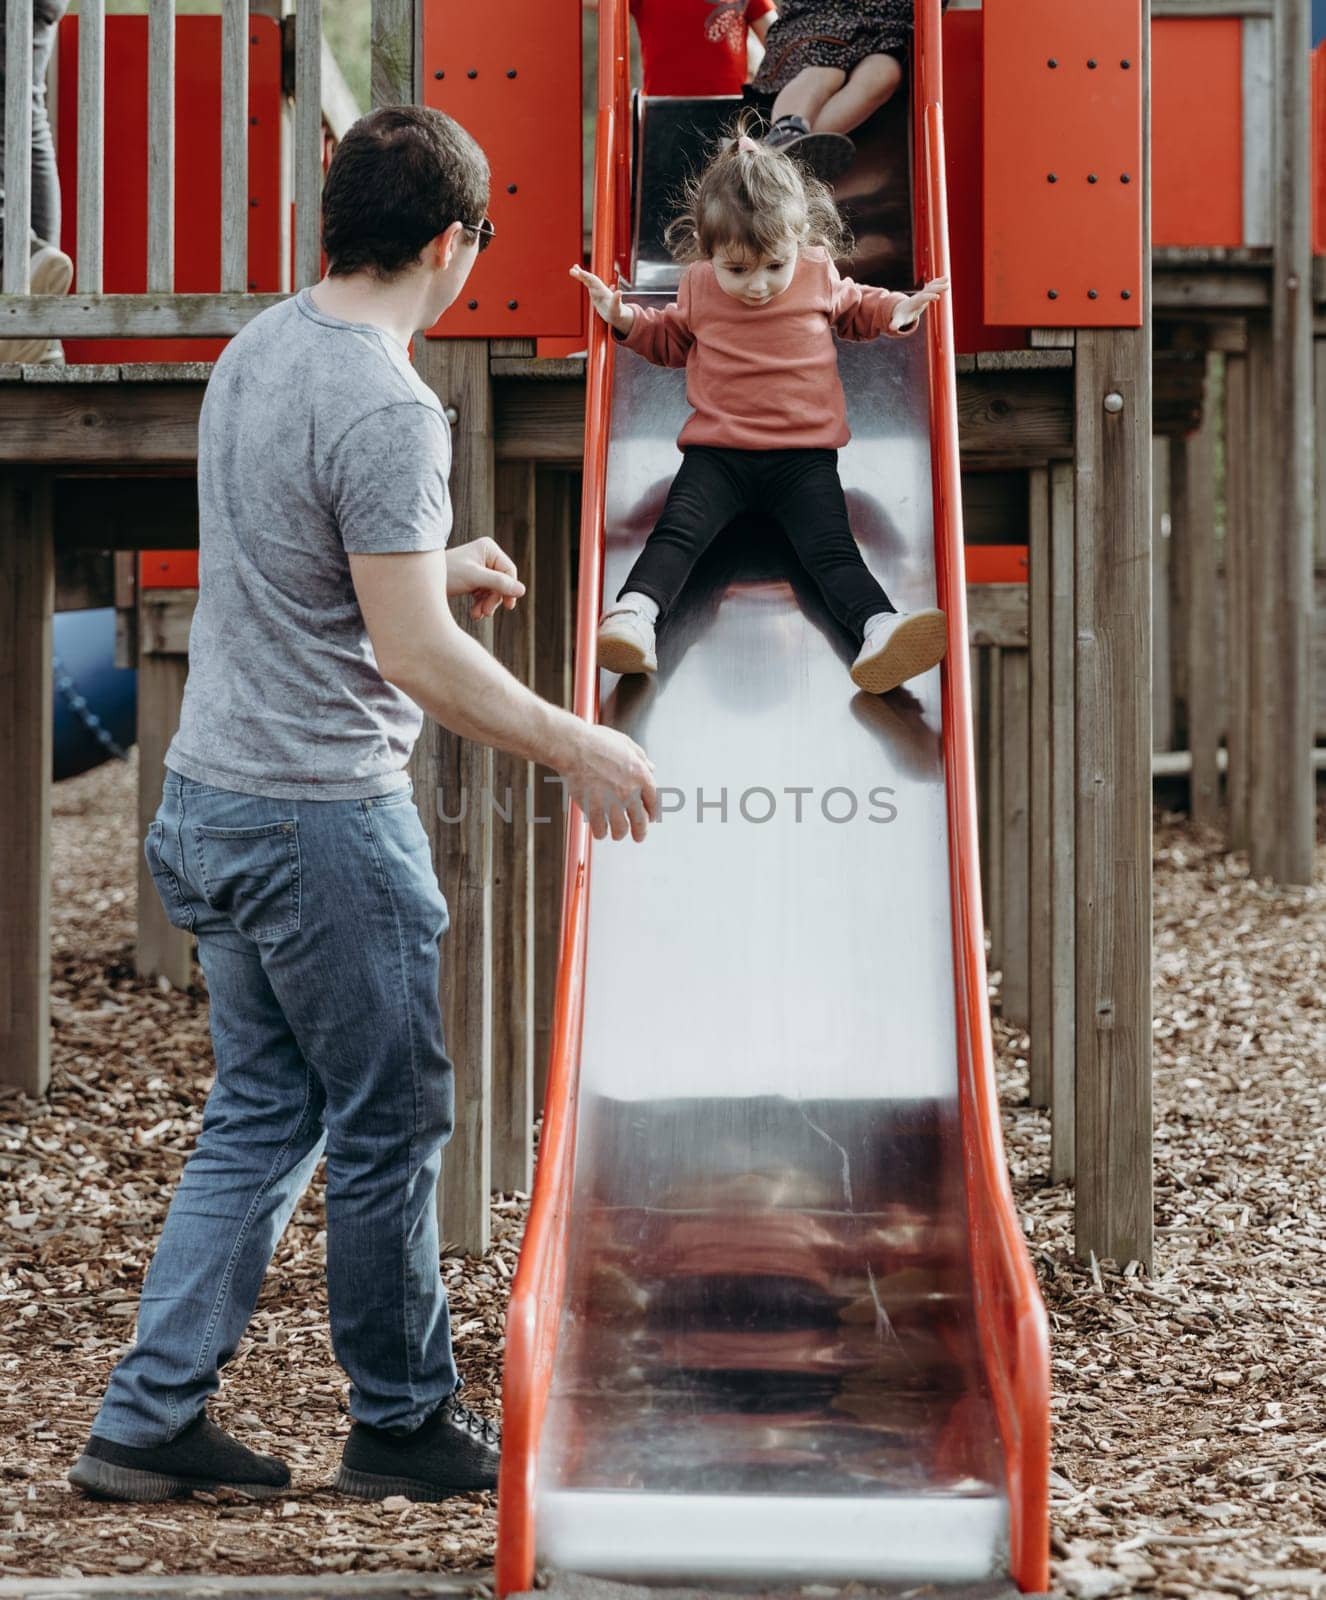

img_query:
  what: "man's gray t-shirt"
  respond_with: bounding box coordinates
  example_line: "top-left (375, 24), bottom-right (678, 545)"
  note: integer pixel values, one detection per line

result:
top-left (166, 288), bottom-right (452, 801)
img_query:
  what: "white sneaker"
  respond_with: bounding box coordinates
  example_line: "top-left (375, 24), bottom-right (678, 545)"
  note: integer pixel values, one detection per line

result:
top-left (850, 608), bottom-right (948, 694)
top-left (0, 239), bottom-right (74, 365)
top-left (597, 606), bottom-right (658, 675)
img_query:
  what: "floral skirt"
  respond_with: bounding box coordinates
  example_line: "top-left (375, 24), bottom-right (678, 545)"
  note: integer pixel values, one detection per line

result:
top-left (751, 0), bottom-right (944, 95)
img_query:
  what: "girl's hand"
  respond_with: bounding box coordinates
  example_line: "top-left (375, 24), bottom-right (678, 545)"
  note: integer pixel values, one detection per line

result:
top-left (570, 264), bottom-right (635, 335)
top-left (890, 274), bottom-right (949, 332)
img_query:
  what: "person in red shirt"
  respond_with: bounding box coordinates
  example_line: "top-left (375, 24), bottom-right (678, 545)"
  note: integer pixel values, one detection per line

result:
top-left (629, 0), bottom-right (777, 98)
top-left (571, 132), bottom-right (948, 697)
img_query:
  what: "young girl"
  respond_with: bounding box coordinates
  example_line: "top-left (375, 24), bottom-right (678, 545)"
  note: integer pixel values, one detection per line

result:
top-left (750, 0), bottom-right (949, 178)
top-left (570, 133), bottom-right (948, 698)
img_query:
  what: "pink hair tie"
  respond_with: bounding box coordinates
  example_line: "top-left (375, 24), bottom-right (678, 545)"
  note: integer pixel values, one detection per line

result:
top-left (737, 134), bottom-right (760, 153)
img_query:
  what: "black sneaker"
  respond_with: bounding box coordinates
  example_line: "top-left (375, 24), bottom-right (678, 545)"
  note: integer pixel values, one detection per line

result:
top-left (335, 1393), bottom-right (501, 1501)
top-left (764, 114), bottom-right (857, 182)
top-left (68, 1413), bottom-right (290, 1502)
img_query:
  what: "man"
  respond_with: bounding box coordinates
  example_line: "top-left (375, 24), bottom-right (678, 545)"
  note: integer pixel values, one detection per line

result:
top-left (68, 105), bottom-right (655, 1505)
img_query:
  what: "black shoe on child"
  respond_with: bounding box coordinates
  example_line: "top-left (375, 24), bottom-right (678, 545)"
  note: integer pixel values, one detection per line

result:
top-left (763, 114), bottom-right (857, 182)
top-left (335, 1392), bottom-right (501, 1501)
top-left (68, 1412), bottom-right (291, 1502)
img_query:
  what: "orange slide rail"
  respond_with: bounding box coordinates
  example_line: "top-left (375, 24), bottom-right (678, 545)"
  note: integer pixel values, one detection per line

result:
top-left (494, 1), bottom-right (629, 1592)
top-left (497, 1), bottom-right (1049, 1591)
top-left (914, 1), bottom-right (1050, 1590)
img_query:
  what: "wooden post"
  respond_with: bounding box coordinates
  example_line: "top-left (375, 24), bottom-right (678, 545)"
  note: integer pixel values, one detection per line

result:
top-left (1151, 439), bottom-right (1173, 753)
top-left (1048, 461), bottom-right (1076, 1185)
top-left (491, 461), bottom-right (537, 1196)
top-left (1223, 351), bottom-right (1251, 852)
top-left (0, 475), bottom-right (54, 1095)
top-left (136, 593), bottom-right (194, 991)
top-left (986, 647), bottom-right (1005, 977)
top-left (1000, 647), bottom-right (1031, 1033)
top-left (532, 469), bottom-right (573, 1113)
top-left (411, 339), bottom-right (495, 1257)
top-left (1072, 3), bottom-right (1153, 1267)
top-left (1170, 357), bottom-right (1221, 828)
top-left (1245, 320), bottom-right (1277, 877)
top-left (1027, 468), bottom-right (1052, 1109)
top-left (1262, 0), bottom-right (1315, 885)
top-left (371, 0), bottom-right (416, 108)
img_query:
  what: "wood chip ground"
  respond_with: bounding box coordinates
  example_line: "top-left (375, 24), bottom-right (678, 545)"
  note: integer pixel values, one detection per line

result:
top-left (2, 755), bottom-right (1323, 1596)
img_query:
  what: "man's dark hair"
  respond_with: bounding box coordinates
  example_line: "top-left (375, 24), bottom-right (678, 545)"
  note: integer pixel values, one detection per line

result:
top-left (322, 106), bottom-right (490, 279)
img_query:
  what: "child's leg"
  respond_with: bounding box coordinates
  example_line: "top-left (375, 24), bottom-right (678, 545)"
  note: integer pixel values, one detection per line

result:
top-left (762, 449), bottom-right (895, 641)
top-left (768, 65), bottom-right (848, 132)
top-left (813, 53), bottom-right (904, 135)
top-left (615, 447), bottom-right (756, 620)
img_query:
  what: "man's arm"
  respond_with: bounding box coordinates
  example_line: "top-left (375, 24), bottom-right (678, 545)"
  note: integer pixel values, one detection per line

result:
top-left (350, 546), bottom-right (656, 842)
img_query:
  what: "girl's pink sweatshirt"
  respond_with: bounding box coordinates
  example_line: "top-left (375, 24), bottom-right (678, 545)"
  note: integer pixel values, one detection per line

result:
top-left (617, 245), bottom-right (917, 452)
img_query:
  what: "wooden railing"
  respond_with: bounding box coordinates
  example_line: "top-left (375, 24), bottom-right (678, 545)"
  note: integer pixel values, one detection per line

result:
top-left (0, 0), bottom-right (356, 341)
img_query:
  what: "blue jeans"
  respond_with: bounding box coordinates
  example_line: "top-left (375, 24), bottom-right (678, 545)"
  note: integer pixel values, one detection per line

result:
top-left (93, 772), bottom-right (458, 1446)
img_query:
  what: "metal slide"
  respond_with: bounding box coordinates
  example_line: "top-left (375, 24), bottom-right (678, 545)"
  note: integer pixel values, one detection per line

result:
top-left (497, 4), bottom-right (1049, 1592)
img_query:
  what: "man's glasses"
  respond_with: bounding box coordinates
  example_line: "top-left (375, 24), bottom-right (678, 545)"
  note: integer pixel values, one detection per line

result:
top-left (463, 216), bottom-right (495, 254)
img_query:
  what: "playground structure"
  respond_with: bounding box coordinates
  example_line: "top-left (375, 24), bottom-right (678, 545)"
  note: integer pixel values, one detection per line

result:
top-left (0, 0), bottom-right (1321, 1590)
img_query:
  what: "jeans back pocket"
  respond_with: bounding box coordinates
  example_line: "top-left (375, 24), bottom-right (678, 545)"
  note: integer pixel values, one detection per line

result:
top-left (144, 820), bottom-right (196, 932)
top-left (193, 820), bottom-right (302, 941)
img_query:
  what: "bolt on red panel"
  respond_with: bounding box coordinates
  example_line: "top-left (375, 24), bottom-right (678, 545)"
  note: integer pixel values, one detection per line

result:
top-left (982, 0), bottom-right (1143, 328)
top-left (422, 0), bottom-right (585, 340)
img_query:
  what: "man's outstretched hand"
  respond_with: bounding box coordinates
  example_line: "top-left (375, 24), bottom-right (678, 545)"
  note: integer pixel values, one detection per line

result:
top-left (446, 537), bottom-right (526, 620)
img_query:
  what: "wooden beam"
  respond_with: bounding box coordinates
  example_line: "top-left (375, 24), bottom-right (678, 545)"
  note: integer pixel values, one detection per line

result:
top-left (491, 372), bottom-right (1076, 465)
top-left (1151, 439), bottom-right (1173, 752)
top-left (0, 474), bottom-right (54, 1094)
top-left (1223, 352), bottom-right (1251, 850)
top-left (1000, 648), bottom-right (1031, 1034)
top-left (1151, 271), bottom-right (1270, 312)
top-left (136, 639), bottom-right (192, 992)
top-left (1048, 461), bottom-right (1076, 1184)
top-left (532, 470), bottom-right (574, 1114)
top-left (1261, 0), bottom-right (1316, 884)
top-left (1073, 320), bottom-right (1154, 1268)
top-left (491, 461), bottom-right (537, 1197)
top-left (1071, 4), bottom-right (1152, 1266)
top-left (965, 583), bottom-right (1028, 648)
top-left (0, 386), bottom-right (204, 466)
top-left (1242, 16), bottom-right (1274, 249)
top-left (139, 589), bottom-right (197, 657)
top-left (371, 0), bottom-right (416, 107)
top-left (411, 339), bottom-right (494, 1257)
top-left (1316, 339), bottom-right (1326, 571)
top-left (985, 647), bottom-right (1004, 977)
top-left (0, 293), bottom-right (287, 340)
top-left (1027, 469), bottom-right (1051, 1109)
top-left (1172, 358), bottom-right (1221, 827)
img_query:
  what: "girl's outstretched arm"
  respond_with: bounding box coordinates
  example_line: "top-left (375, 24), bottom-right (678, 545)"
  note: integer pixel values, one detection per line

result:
top-left (570, 264), bottom-right (635, 335)
top-left (830, 266), bottom-right (949, 341)
top-left (571, 265), bottom-right (697, 368)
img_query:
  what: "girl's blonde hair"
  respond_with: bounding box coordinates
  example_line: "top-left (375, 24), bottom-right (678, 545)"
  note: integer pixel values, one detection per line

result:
top-left (663, 112), bottom-right (852, 264)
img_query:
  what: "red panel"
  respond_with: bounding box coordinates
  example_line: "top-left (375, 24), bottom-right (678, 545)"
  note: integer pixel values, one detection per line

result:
top-left (983, 0), bottom-right (1143, 328)
top-left (56, 16), bottom-right (285, 365)
top-left (1314, 43), bottom-right (1326, 257)
top-left (139, 551), bottom-right (200, 589)
top-left (1152, 19), bottom-right (1242, 248)
top-left (422, 0), bottom-right (583, 339)
top-left (942, 10), bottom-right (1022, 353)
top-left (965, 544), bottom-right (1028, 584)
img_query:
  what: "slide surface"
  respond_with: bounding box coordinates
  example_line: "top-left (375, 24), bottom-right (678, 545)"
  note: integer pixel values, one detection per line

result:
top-left (498, 5), bottom-right (1049, 1592)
